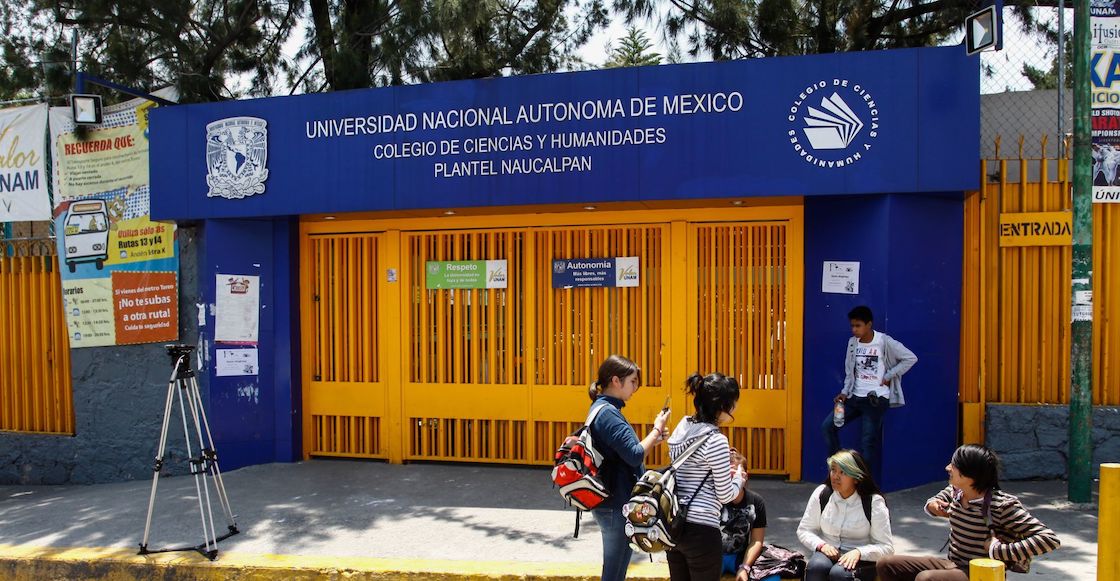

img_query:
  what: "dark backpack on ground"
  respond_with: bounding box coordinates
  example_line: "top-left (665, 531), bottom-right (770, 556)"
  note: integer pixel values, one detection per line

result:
top-left (748, 543), bottom-right (806, 580)
top-left (818, 486), bottom-right (873, 523)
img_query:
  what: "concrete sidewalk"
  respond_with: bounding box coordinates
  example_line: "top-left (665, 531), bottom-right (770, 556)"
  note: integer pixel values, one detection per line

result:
top-left (0, 460), bottom-right (1100, 579)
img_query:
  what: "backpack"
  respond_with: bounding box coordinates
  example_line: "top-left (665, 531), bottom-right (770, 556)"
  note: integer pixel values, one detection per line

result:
top-left (622, 431), bottom-right (715, 553)
top-left (551, 403), bottom-right (611, 530)
top-left (747, 543), bottom-right (807, 581)
top-left (818, 486), bottom-right (874, 524)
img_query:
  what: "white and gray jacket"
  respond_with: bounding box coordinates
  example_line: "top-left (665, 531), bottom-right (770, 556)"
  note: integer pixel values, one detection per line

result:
top-left (840, 332), bottom-right (917, 407)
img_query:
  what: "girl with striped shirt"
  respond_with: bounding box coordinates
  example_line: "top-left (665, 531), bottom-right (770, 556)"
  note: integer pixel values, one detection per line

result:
top-left (665, 372), bottom-right (746, 581)
top-left (876, 445), bottom-right (1061, 581)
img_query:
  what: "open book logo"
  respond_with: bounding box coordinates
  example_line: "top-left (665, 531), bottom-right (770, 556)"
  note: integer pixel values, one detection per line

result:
top-left (787, 79), bottom-right (879, 169)
top-left (802, 93), bottom-right (864, 150)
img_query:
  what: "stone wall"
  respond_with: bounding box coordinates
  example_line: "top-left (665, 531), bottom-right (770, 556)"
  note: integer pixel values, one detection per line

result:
top-left (0, 226), bottom-right (204, 485)
top-left (986, 404), bottom-right (1120, 480)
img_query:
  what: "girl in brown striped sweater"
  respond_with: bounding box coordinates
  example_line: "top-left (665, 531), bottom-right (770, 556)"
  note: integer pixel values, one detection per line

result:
top-left (876, 445), bottom-right (1060, 581)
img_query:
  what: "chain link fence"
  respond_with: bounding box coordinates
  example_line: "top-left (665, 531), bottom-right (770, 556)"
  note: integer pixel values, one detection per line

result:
top-left (978, 6), bottom-right (1073, 177)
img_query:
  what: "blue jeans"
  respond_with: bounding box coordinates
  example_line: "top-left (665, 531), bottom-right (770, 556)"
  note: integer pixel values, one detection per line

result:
top-left (822, 395), bottom-right (889, 475)
top-left (593, 507), bottom-right (633, 581)
top-left (805, 550), bottom-right (878, 581)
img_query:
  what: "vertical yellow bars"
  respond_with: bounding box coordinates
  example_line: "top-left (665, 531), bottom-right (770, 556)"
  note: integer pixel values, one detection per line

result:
top-left (0, 253), bottom-right (73, 434)
top-left (1101, 463), bottom-right (1120, 581)
top-left (960, 138), bottom-right (1120, 446)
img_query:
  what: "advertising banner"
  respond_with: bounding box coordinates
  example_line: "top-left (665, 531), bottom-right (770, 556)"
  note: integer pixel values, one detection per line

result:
top-left (551, 257), bottom-right (640, 288)
top-left (50, 92), bottom-right (180, 347)
top-left (0, 103), bottom-right (51, 221)
top-left (425, 260), bottom-right (508, 289)
top-left (1093, 1), bottom-right (1120, 202)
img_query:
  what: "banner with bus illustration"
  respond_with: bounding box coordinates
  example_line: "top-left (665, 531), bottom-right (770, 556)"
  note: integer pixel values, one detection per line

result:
top-left (50, 91), bottom-right (179, 347)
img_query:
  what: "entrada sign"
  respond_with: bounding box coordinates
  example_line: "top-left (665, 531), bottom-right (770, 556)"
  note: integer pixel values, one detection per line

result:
top-left (998, 212), bottom-right (1072, 247)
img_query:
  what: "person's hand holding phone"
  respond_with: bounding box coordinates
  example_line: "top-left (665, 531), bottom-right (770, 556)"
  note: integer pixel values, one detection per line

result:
top-left (653, 396), bottom-right (670, 435)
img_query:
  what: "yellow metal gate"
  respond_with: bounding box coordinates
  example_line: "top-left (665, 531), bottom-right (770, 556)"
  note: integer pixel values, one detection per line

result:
top-left (0, 245), bottom-right (74, 435)
top-left (302, 234), bottom-right (388, 458)
top-left (301, 207), bottom-right (803, 478)
top-left (690, 222), bottom-right (802, 476)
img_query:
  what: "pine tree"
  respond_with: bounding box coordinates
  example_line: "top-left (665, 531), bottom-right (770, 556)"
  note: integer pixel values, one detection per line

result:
top-left (605, 26), bottom-right (662, 67)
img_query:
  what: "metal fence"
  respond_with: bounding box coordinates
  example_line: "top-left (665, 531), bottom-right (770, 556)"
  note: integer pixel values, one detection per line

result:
top-left (0, 236), bottom-right (74, 434)
top-left (959, 139), bottom-right (1120, 443)
top-left (979, 6), bottom-right (1073, 164)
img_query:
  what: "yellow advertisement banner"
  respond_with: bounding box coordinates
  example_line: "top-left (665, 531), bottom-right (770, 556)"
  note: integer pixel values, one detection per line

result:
top-left (55, 124), bottom-right (148, 200)
top-left (998, 212), bottom-right (1073, 247)
top-left (108, 216), bottom-right (175, 266)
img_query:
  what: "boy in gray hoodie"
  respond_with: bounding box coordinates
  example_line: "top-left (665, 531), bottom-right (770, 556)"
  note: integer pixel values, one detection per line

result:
top-left (822, 306), bottom-right (917, 478)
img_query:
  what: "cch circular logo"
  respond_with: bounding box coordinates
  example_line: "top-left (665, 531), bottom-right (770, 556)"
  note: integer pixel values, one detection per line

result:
top-left (787, 79), bottom-right (879, 169)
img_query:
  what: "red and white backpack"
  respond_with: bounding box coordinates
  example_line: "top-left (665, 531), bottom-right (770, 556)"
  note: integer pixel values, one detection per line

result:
top-left (551, 403), bottom-right (611, 517)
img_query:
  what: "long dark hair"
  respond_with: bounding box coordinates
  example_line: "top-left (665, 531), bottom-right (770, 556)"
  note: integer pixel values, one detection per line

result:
top-left (588, 355), bottom-right (642, 401)
top-left (951, 444), bottom-right (1001, 493)
top-left (685, 372), bottom-right (739, 425)
top-left (823, 449), bottom-right (884, 501)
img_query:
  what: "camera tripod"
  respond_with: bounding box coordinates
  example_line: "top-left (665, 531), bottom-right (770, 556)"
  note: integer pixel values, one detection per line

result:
top-left (139, 344), bottom-right (238, 560)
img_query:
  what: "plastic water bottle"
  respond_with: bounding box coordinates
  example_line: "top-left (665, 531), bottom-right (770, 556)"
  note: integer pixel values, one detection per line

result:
top-left (833, 401), bottom-right (845, 427)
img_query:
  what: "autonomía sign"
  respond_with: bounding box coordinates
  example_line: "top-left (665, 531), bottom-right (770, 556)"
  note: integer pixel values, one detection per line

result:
top-left (426, 260), bottom-right (508, 289)
top-left (552, 257), bottom-right (640, 288)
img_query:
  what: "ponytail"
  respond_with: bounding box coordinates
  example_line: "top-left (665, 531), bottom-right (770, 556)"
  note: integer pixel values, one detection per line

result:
top-left (686, 372), bottom-right (740, 425)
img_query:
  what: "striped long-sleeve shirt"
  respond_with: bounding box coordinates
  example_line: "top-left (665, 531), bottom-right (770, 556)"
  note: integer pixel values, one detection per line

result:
top-left (666, 417), bottom-right (744, 529)
top-left (925, 485), bottom-right (1061, 567)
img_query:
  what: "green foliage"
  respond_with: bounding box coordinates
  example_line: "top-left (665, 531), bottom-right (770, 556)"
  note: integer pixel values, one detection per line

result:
top-left (611, 0), bottom-right (1059, 60)
top-left (605, 26), bottom-right (662, 67)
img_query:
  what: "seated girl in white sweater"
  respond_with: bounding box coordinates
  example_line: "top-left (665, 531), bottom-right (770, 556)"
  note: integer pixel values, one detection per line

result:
top-left (797, 449), bottom-right (894, 581)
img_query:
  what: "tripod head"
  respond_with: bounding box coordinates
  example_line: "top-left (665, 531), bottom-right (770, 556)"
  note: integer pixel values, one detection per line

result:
top-left (166, 344), bottom-right (196, 378)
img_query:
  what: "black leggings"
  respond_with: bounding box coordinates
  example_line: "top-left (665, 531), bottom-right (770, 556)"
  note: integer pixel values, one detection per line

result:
top-left (667, 522), bottom-right (723, 581)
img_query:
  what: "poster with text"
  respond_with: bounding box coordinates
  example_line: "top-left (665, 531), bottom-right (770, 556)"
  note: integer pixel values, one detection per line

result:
top-left (51, 91), bottom-right (180, 347)
top-left (0, 103), bottom-right (51, 221)
top-left (1093, 1), bottom-right (1120, 202)
top-left (215, 274), bottom-right (260, 344)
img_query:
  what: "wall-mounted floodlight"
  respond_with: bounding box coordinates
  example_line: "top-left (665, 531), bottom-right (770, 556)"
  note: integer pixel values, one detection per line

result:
top-left (965, 5), bottom-right (1000, 55)
top-left (70, 94), bottom-right (103, 125)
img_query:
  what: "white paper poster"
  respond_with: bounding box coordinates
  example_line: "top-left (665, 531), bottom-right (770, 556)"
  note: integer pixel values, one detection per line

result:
top-left (215, 274), bottom-right (259, 343)
top-left (215, 348), bottom-right (259, 376)
top-left (822, 261), bottom-right (860, 294)
top-left (0, 103), bottom-right (52, 221)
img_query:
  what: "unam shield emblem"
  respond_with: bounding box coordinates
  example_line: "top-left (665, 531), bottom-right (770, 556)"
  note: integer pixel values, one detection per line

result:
top-left (206, 117), bottom-right (269, 199)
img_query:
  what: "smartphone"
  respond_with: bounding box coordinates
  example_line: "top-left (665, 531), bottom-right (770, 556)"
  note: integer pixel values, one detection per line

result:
top-left (662, 396), bottom-right (671, 412)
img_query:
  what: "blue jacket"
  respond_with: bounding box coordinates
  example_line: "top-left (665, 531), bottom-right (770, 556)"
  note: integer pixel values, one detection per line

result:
top-left (588, 395), bottom-right (646, 510)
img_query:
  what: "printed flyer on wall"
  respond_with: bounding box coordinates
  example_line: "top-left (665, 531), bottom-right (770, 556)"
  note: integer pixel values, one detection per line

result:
top-left (50, 90), bottom-right (180, 347)
top-left (1093, 1), bottom-right (1120, 202)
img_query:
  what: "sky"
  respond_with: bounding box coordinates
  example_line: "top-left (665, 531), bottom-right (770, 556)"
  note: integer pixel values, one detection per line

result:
top-left (260, 6), bottom-right (1068, 96)
top-left (577, 7), bottom-right (1071, 95)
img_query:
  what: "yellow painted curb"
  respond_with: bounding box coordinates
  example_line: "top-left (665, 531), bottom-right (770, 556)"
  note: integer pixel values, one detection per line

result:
top-left (0, 544), bottom-right (671, 580)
